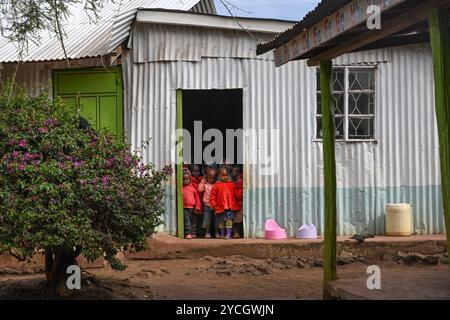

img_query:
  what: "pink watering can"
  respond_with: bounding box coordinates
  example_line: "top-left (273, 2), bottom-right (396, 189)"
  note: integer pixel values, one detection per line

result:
top-left (296, 224), bottom-right (318, 239)
top-left (264, 219), bottom-right (287, 240)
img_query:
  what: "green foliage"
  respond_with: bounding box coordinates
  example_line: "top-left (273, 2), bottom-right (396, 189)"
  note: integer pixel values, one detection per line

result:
top-left (0, 83), bottom-right (172, 270)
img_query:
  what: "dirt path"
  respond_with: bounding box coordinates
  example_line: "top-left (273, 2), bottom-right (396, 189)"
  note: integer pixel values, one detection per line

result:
top-left (1, 255), bottom-right (448, 300)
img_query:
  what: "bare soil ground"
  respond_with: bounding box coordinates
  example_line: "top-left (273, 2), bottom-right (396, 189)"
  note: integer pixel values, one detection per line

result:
top-left (1, 255), bottom-right (448, 300)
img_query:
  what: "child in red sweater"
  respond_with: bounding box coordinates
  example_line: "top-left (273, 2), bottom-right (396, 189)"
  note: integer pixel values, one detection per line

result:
top-left (182, 168), bottom-right (201, 239)
top-left (189, 164), bottom-right (204, 236)
top-left (189, 164), bottom-right (203, 189)
top-left (198, 167), bottom-right (217, 238)
top-left (232, 166), bottom-right (244, 238)
top-left (210, 167), bottom-right (240, 239)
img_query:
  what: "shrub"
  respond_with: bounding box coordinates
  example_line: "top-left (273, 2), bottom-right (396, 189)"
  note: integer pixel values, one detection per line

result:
top-left (0, 83), bottom-right (172, 295)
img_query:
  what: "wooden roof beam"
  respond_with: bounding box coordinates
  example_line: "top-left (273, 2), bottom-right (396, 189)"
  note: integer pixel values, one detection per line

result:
top-left (307, 0), bottom-right (450, 66)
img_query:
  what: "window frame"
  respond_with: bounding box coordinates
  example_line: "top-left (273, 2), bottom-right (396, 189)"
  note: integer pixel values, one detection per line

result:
top-left (314, 65), bottom-right (378, 143)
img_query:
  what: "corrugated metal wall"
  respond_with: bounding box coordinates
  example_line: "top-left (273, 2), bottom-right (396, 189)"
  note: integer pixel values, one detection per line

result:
top-left (1, 22), bottom-right (443, 237)
top-left (132, 23), bottom-right (273, 62)
top-left (0, 58), bottom-right (117, 97)
top-left (0, 63), bottom-right (52, 97)
top-left (123, 23), bottom-right (443, 237)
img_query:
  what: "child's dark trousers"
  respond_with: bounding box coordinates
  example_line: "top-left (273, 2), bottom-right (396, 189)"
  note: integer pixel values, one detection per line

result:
top-left (184, 208), bottom-right (195, 236)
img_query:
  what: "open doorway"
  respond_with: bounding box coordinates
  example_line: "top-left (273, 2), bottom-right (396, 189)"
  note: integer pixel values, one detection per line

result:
top-left (176, 89), bottom-right (244, 239)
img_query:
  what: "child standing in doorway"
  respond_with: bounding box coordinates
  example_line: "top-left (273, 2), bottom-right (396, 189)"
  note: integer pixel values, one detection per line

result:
top-left (190, 164), bottom-right (204, 237)
top-left (190, 164), bottom-right (203, 190)
top-left (198, 167), bottom-right (217, 238)
top-left (183, 168), bottom-right (201, 239)
top-left (232, 166), bottom-right (244, 238)
top-left (210, 167), bottom-right (240, 239)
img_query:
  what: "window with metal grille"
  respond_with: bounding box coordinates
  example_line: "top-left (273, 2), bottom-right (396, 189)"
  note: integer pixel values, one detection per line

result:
top-left (316, 67), bottom-right (376, 141)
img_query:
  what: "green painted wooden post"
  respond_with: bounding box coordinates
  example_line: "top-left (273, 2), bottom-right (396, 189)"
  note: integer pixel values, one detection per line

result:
top-left (320, 60), bottom-right (337, 296)
top-left (176, 90), bottom-right (184, 238)
top-left (429, 8), bottom-right (450, 256)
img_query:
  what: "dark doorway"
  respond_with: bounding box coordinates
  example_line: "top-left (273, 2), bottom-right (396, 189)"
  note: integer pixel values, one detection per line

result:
top-left (179, 89), bottom-right (244, 239)
top-left (182, 89), bottom-right (243, 165)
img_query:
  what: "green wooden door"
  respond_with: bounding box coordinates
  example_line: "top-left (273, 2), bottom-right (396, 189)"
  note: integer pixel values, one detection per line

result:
top-left (53, 68), bottom-right (123, 137)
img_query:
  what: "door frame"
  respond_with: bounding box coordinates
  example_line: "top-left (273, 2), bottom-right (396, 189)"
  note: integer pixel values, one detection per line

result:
top-left (175, 88), bottom-right (245, 238)
top-left (176, 90), bottom-right (184, 238)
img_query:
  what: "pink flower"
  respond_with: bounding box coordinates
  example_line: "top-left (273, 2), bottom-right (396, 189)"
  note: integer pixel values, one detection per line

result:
top-left (162, 165), bottom-right (174, 175)
top-left (101, 176), bottom-right (109, 185)
top-left (105, 158), bottom-right (115, 168)
top-left (38, 127), bottom-right (48, 134)
top-left (8, 139), bottom-right (16, 146)
top-left (18, 164), bottom-right (25, 171)
top-left (23, 152), bottom-right (32, 161)
top-left (44, 118), bottom-right (59, 126)
top-left (11, 151), bottom-right (19, 159)
top-left (124, 156), bottom-right (132, 166)
top-left (18, 139), bottom-right (26, 148)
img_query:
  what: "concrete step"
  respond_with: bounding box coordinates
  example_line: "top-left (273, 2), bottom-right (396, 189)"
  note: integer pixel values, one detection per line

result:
top-left (326, 267), bottom-right (450, 300)
top-left (127, 234), bottom-right (448, 260)
top-left (1, 234), bottom-right (446, 271)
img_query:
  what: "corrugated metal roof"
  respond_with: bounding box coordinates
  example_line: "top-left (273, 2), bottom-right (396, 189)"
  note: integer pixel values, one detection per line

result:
top-left (134, 10), bottom-right (295, 38)
top-left (0, 0), bottom-right (203, 63)
top-left (191, 0), bottom-right (217, 15)
top-left (257, 0), bottom-right (352, 55)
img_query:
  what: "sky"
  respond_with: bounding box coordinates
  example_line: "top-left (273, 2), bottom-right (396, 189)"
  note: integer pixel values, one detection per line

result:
top-left (215, 0), bottom-right (320, 21)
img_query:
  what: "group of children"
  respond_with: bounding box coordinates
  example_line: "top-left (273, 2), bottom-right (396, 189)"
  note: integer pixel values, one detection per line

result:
top-left (182, 164), bottom-right (243, 239)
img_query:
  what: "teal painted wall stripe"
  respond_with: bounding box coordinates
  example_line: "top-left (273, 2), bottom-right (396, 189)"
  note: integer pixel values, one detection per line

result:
top-left (161, 185), bottom-right (444, 237)
top-left (244, 185), bottom-right (444, 237)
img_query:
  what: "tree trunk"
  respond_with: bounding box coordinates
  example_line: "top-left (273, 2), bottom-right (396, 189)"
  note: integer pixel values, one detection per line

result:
top-left (43, 247), bottom-right (80, 298)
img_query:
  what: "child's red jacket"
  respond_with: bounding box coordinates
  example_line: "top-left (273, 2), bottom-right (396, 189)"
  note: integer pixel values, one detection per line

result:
top-left (190, 175), bottom-right (204, 214)
top-left (190, 175), bottom-right (202, 190)
top-left (183, 183), bottom-right (201, 212)
top-left (210, 181), bottom-right (240, 214)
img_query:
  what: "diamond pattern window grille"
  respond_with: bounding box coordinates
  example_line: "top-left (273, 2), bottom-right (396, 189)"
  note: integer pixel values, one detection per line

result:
top-left (316, 67), bottom-right (375, 141)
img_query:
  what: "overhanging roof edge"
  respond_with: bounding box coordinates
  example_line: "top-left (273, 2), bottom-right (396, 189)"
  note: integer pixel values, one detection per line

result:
top-left (136, 9), bottom-right (296, 34)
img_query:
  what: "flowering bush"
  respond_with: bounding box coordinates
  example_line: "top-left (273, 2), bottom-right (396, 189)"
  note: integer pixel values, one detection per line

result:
top-left (0, 84), bottom-right (172, 293)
